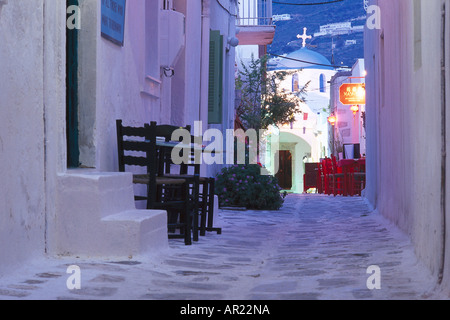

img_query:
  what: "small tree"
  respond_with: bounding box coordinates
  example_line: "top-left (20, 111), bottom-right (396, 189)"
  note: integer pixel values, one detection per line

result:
top-left (236, 54), bottom-right (309, 131)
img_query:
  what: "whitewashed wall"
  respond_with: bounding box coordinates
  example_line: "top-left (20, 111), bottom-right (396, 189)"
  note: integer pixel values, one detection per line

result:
top-left (0, 0), bottom-right (67, 275)
top-left (77, 0), bottom-right (159, 171)
top-left (0, 0), bottom-right (238, 272)
top-left (205, 0), bottom-right (238, 177)
top-left (364, 0), bottom-right (450, 285)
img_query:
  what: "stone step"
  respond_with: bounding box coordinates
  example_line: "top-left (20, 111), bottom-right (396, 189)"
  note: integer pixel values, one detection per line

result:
top-left (54, 170), bottom-right (168, 258)
top-left (101, 209), bottom-right (168, 257)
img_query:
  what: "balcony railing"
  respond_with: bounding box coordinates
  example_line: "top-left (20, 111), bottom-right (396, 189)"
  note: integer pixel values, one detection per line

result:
top-left (237, 0), bottom-right (273, 26)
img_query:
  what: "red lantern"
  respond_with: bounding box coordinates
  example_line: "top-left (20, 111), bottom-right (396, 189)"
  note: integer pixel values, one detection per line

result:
top-left (350, 105), bottom-right (359, 115)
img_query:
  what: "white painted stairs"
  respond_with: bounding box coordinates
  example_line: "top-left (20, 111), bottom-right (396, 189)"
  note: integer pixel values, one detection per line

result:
top-left (54, 170), bottom-right (168, 258)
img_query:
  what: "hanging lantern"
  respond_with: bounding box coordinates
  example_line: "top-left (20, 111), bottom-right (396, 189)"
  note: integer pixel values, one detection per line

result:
top-left (327, 114), bottom-right (337, 126)
top-left (350, 105), bottom-right (359, 115)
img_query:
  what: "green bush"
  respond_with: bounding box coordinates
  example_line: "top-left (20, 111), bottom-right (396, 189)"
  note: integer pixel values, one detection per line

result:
top-left (215, 164), bottom-right (287, 210)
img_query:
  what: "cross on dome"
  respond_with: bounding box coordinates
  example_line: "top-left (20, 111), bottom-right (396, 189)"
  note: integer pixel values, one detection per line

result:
top-left (297, 27), bottom-right (312, 48)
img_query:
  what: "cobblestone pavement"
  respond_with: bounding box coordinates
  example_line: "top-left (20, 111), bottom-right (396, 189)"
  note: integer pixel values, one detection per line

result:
top-left (0, 194), bottom-right (444, 300)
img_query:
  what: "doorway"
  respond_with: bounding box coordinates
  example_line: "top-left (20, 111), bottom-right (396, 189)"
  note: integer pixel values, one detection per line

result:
top-left (276, 150), bottom-right (293, 190)
top-left (66, 0), bottom-right (80, 168)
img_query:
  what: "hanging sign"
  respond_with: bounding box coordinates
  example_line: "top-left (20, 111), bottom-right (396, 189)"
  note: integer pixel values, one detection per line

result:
top-left (101, 0), bottom-right (126, 46)
top-left (339, 83), bottom-right (366, 105)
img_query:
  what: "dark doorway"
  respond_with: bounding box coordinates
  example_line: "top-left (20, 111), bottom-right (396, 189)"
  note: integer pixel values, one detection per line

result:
top-left (66, 0), bottom-right (80, 168)
top-left (276, 150), bottom-right (293, 190)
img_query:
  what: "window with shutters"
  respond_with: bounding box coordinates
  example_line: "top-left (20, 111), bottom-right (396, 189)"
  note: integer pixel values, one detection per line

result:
top-left (208, 30), bottom-right (224, 124)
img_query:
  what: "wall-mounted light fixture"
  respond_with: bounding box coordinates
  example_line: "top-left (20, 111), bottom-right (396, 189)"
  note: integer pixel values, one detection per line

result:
top-left (226, 37), bottom-right (239, 51)
top-left (228, 37), bottom-right (239, 47)
top-left (350, 105), bottom-right (359, 115)
top-left (162, 67), bottom-right (175, 78)
top-left (327, 114), bottom-right (336, 126)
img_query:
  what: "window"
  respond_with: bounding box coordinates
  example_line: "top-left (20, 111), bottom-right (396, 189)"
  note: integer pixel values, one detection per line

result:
top-left (320, 74), bottom-right (326, 93)
top-left (208, 30), bottom-right (224, 124)
top-left (292, 73), bottom-right (299, 92)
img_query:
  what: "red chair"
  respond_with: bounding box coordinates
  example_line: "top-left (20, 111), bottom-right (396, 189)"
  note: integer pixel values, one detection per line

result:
top-left (316, 162), bottom-right (324, 194)
top-left (303, 163), bottom-right (320, 193)
top-left (348, 158), bottom-right (366, 196)
top-left (321, 158), bottom-right (333, 195)
top-left (330, 155), bottom-right (345, 196)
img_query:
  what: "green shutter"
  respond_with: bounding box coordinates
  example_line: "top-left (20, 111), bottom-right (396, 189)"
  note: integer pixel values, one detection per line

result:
top-left (208, 30), bottom-right (223, 124)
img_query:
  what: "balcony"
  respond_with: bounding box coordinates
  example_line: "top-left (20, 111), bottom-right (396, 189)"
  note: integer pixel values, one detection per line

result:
top-left (236, 0), bottom-right (276, 46)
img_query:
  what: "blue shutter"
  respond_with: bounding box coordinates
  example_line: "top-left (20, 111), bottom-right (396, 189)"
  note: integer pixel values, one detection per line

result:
top-left (320, 74), bottom-right (326, 93)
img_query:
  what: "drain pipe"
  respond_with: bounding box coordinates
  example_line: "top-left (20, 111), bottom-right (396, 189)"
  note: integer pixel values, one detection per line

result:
top-left (438, 2), bottom-right (447, 285)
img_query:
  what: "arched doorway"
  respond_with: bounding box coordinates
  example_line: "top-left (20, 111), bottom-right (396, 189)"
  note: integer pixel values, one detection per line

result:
top-left (267, 131), bottom-right (312, 193)
top-left (276, 150), bottom-right (293, 190)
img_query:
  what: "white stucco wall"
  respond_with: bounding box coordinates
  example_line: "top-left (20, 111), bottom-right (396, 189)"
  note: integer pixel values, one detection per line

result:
top-left (172, 0), bottom-right (202, 128)
top-left (0, 0), bottom-right (67, 275)
top-left (0, 0), bottom-right (238, 273)
top-left (0, 0), bottom-right (45, 275)
top-left (87, 0), bottom-right (237, 176)
top-left (205, 0), bottom-right (238, 177)
top-left (77, 0), bottom-right (158, 171)
top-left (364, 0), bottom-right (449, 284)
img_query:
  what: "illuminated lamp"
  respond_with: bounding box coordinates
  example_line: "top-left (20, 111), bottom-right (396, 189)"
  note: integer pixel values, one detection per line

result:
top-left (350, 105), bottom-right (359, 115)
top-left (327, 114), bottom-right (337, 126)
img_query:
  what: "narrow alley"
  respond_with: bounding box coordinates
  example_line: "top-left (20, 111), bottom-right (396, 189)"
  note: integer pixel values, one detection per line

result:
top-left (3, 0), bottom-right (450, 304)
top-left (0, 194), bottom-right (441, 301)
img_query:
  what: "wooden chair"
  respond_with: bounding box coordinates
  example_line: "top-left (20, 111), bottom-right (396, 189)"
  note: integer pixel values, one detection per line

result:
top-left (116, 119), bottom-right (194, 245)
top-left (151, 123), bottom-right (204, 241)
top-left (182, 140), bottom-right (221, 236)
top-left (161, 132), bottom-right (222, 236)
top-left (202, 177), bottom-right (222, 235)
top-left (151, 123), bottom-right (222, 238)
